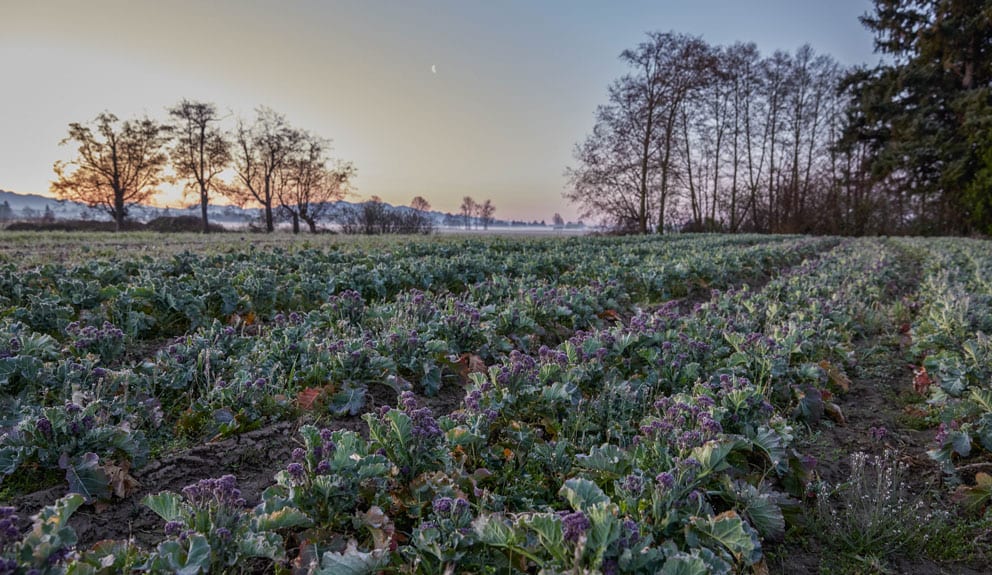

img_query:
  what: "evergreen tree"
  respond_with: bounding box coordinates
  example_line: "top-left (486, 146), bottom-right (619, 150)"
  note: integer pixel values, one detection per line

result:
top-left (842, 0), bottom-right (992, 234)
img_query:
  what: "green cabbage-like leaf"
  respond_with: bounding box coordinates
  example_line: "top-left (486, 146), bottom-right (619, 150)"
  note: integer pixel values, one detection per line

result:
top-left (237, 531), bottom-right (286, 561)
top-left (575, 443), bottom-right (631, 477)
top-left (751, 426), bottom-right (788, 474)
top-left (150, 534), bottom-right (212, 575)
top-left (0, 445), bottom-right (24, 476)
top-left (734, 482), bottom-right (786, 542)
top-left (143, 491), bottom-right (188, 522)
top-left (253, 506), bottom-right (312, 531)
top-left (62, 452), bottom-right (110, 503)
top-left (316, 540), bottom-right (390, 575)
top-left (329, 384), bottom-right (367, 416)
top-left (661, 548), bottom-right (732, 575)
top-left (685, 510), bottom-right (762, 567)
top-left (559, 477), bottom-right (610, 511)
top-left (474, 513), bottom-right (518, 548)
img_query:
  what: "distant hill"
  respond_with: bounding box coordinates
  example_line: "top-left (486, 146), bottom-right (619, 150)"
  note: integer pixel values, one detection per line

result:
top-left (0, 189), bottom-right (566, 229)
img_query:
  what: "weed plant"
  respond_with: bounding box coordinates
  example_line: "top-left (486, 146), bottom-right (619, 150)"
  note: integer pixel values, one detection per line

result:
top-left (813, 450), bottom-right (941, 563)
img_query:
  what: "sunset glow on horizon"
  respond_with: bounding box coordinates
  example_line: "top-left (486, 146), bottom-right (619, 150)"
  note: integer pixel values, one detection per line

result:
top-left (1, 0), bottom-right (876, 222)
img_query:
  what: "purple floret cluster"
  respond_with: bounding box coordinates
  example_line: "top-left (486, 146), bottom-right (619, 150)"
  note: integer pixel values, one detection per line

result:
top-left (640, 396), bottom-right (723, 452)
top-left (0, 507), bottom-right (19, 548)
top-left (560, 511), bottom-right (590, 543)
top-left (399, 391), bottom-right (442, 440)
top-left (181, 474), bottom-right (246, 509)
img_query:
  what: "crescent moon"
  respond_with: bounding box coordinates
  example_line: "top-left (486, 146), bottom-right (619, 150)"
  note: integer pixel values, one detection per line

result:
top-left (431, 64), bottom-right (437, 74)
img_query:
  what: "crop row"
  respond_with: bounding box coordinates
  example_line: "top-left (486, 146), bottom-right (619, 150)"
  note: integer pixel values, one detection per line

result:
top-left (0, 237), bottom-right (832, 488)
top-left (0, 234), bottom-right (811, 342)
top-left (895, 238), bottom-right (992, 487)
top-left (0, 236), bottom-right (906, 573)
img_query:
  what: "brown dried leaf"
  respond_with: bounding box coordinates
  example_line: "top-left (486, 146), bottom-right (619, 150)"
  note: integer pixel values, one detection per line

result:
top-left (102, 460), bottom-right (140, 500)
top-left (824, 401), bottom-right (846, 426)
top-left (913, 365), bottom-right (932, 395)
top-left (818, 360), bottom-right (851, 392)
top-left (296, 387), bottom-right (323, 410)
top-left (598, 309), bottom-right (621, 321)
top-left (455, 353), bottom-right (487, 382)
top-left (357, 506), bottom-right (397, 551)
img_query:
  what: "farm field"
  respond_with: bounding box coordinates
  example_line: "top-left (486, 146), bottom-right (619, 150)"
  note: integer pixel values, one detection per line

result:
top-left (0, 233), bottom-right (990, 574)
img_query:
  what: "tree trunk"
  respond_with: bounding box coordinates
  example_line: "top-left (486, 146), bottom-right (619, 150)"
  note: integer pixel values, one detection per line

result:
top-left (114, 190), bottom-right (125, 232)
top-left (200, 188), bottom-right (210, 234)
top-left (657, 108), bottom-right (679, 234)
top-left (638, 108), bottom-right (655, 234)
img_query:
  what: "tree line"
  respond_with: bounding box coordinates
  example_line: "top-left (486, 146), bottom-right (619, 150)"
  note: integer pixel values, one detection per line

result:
top-left (52, 102), bottom-right (373, 233)
top-left (567, 0), bottom-right (992, 235)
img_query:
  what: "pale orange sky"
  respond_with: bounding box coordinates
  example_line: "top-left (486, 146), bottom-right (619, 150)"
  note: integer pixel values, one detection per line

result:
top-left (0, 0), bottom-right (876, 222)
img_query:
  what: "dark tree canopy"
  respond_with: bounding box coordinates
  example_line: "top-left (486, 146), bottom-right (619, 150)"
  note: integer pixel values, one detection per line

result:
top-left (51, 112), bottom-right (171, 231)
top-left (277, 133), bottom-right (355, 233)
top-left (567, 33), bottom-right (848, 234)
top-left (225, 107), bottom-right (303, 232)
top-left (478, 199), bottom-right (495, 230)
top-left (842, 0), bottom-right (992, 234)
top-left (168, 99), bottom-right (230, 234)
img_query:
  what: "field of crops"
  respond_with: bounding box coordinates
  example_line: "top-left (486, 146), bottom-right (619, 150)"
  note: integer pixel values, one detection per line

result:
top-left (0, 233), bottom-right (990, 574)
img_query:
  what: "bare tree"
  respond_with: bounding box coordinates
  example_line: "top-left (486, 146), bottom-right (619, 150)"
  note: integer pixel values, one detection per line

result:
top-left (478, 199), bottom-right (495, 230)
top-left (565, 32), bottom-right (714, 233)
top-left (225, 107), bottom-right (302, 232)
top-left (167, 100), bottom-right (230, 233)
top-left (51, 112), bottom-right (171, 231)
top-left (406, 196), bottom-right (434, 233)
top-left (460, 196), bottom-right (476, 230)
top-left (277, 133), bottom-right (355, 233)
top-left (411, 196), bottom-right (431, 213)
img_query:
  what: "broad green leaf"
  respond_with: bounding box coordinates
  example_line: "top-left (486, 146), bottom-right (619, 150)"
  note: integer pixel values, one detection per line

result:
top-left (521, 513), bottom-right (567, 565)
top-left (586, 504), bottom-right (622, 564)
top-left (970, 389), bottom-right (992, 415)
top-left (524, 513), bottom-right (561, 547)
top-left (153, 534), bottom-right (212, 575)
top-left (977, 414), bottom-right (992, 452)
top-left (751, 426), bottom-right (787, 473)
top-left (316, 540), bottom-right (390, 575)
top-left (34, 492), bottom-right (85, 533)
top-left (474, 513), bottom-right (518, 547)
top-left (143, 492), bottom-right (188, 522)
top-left (735, 483), bottom-right (786, 542)
top-left (685, 510), bottom-right (762, 566)
top-left (237, 531), bottom-right (285, 561)
top-left (575, 443), bottom-right (631, 476)
top-left (691, 440), bottom-right (739, 477)
top-left (559, 477), bottom-right (610, 511)
top-left (792, 384), bottom-right (824, 424)
top-left (67, 539), bottom-right (145, 574)
top-left (253, 507), bottom-right (312, 531)
top-left (952, 430), bottom-right (972, 456)
top-left (661, 549), bottom-right (731, 575)
top-left (63, 452), bottom-right (111, 503)
top-left (660, 554), bottom-right (711, 575)
top-left (0, 446), bottom-right (23, 475)
top-left (329, 385), bottom-right (367, 417)
top-left (952, 472), bottom-right (992, 515)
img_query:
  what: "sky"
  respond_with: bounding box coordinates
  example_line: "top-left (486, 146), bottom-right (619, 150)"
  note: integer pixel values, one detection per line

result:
top-left (0, 0), bottom-right (878, 222)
